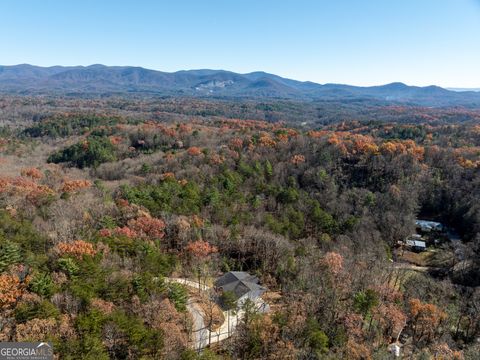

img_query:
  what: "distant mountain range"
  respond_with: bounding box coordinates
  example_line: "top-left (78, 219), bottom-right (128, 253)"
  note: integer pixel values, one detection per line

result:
top-left (1, 64), bottom-right (480, 107)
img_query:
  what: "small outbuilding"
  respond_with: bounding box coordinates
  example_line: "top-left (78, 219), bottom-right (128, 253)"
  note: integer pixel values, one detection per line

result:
top-left (405, 239), bottom-right (427, 252)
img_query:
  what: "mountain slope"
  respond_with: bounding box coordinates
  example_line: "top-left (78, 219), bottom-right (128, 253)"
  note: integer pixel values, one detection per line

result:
top-left (0, 64), bottom-right (479, 106)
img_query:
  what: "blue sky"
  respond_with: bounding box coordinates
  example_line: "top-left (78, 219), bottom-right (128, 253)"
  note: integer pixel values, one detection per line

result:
top-left (1, 0), bottom-right (479, 87)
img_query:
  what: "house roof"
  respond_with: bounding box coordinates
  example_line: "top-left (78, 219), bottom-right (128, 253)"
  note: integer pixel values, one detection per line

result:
top-left (215, 271), bottom-right (266, 299)
top-left (415, 220), bottom-right (443, 230)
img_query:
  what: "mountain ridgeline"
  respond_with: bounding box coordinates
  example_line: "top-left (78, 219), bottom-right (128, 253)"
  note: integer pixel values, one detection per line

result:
top-left (1, 64), bottom-right (480, 107)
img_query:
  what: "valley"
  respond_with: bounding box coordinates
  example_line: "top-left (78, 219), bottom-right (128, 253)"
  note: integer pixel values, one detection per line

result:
top-left (0, 95), bottom-right (479, 358)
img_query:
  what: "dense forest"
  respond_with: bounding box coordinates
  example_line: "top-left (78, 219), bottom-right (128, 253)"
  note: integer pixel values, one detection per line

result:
top-left (1, 96), bottom-right (480, 359)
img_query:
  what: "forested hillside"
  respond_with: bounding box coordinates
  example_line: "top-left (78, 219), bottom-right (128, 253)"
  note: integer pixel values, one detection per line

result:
top-left (0, 96), bottom-right (479, 359)
top-left (1, 64), bottom-right (480, 107)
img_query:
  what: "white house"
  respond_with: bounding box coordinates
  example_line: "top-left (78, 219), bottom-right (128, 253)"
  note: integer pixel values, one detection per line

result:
top-left (405, 239), bottom-right (427, 251)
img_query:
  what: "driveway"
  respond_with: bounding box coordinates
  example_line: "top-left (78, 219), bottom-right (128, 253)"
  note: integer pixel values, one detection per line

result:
top-left (168, 277), bottom-right (210, 291)
top-left (166, 277), bottom-right (269, 350)
top-left (189, 297), bottom-right (268, 350)
top-left (187, 300), bottom-right (210, 350)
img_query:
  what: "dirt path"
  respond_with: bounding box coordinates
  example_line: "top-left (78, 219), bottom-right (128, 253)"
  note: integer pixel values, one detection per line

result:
top-left (392, 263), bottom-right (431, 272)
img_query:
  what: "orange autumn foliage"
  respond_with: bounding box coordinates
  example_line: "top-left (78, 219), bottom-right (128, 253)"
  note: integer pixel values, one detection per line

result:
top-left (276, 133), bottom-right (289, 143)
top-left (0, 274), bottom-right (22, 309)
top-left (290, 154), bottom-right (306, 165)
top-left (163, 127), bottom-right (177, 137)
top-left (56, 240), bottom-right (97, 259)
top-left (380, 141), bottom-right (397, 154)
top-left (98, 228), bottom-right (113, 237)
top-left (284, 128), bottom-right (298, 137)
top-left (113, 226), bottom-right (139, 239)
top-left (187, 146), bottom-right (202, 156)
top-left (409, 298), bottom-right (447, 342)
top-left (61, 179), bottom-right (92, 193)
top-left (458, 157), bottom-right (478, 169)
top-left (164, 152), bottom-right (176, 161)
top-left (351, 134), bottom-right (379, 154)
top-left (127, 216), bottom-right (166, 239)
top-left (373, 303), bottom-right (407, 338)
top-left (178, 179), bottom-right (188, 186)
top-left (209, 153), bottom-right (225, 165)
top-left (160, 172), bottom-right (176, 180)
top-left (218, 118), bottom-right (279, 132)
top-left (178, 123), bottom-right (192, 133)
top-left (258, 134), bottom-right (276, 147)
top-left (20, 168), bottom-right (43, 179)
top-left (229, 137), bottom-right (244, 149)
top-left (0, 176), bottom-right (54, 204)
top-left (141, 121), bottom-right (177, 137)
top-left (328, 134), bottom-right (341, 145)
top-left (116, 198), bottom-right (130, 208)
top-left (191, 215), bottom-right (204, 227)
top-left (380, 140), bottom-right (425, 160)
top-left (109, 136), bottom-right (123, 145)
top-left (91, 298), bottom-right (115, 315)
top-left (322, 251), bottom-right (344, 276)
top-left (343, 312), bottom-right (365, 340)
top-left (100, 216), bottom-right (166, 240)
top-left (307, 130), bottom-right (329, 138)
top-left (310, 130), bottom-right (426, 161)
top-left (345, 339), bottom-right (372, 360)
top-left (15, 318), bottom-right (58, 342)
top-left (185, 240), bottom-right (218, 258)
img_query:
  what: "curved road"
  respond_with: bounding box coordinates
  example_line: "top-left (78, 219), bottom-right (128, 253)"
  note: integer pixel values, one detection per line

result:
top-left (187, 300), bottom-right (210, 350)
top-left (167, 277), bottom-right (268, 350)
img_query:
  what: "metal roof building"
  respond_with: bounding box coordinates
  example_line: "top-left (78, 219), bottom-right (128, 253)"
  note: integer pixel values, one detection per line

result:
top-left (415, 220), bottom-right (443, 232)
top-left (214, 271), bottom-right (267, 303)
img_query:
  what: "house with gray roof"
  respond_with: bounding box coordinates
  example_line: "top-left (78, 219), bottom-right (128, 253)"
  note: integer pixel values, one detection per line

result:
top-left (214, 271), bottom-right (267, 305)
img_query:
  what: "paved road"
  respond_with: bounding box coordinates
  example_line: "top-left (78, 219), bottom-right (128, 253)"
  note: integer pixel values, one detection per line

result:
top-left (167, 277), bottom-right (210, 291)
top-left (188, 297), bottom-right (268, 350)
top-left (187, 300), bottom-right (210, 350)
top-left (166, 277), bottom-right (269, 350)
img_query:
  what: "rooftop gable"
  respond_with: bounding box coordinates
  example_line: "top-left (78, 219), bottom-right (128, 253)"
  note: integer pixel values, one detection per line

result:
top-left (214, 271), bottom-right (265, 298)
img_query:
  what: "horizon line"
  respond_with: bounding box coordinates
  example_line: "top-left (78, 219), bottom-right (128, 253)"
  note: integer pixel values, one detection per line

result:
top-left (1, 63), bottom-right (478, 90)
